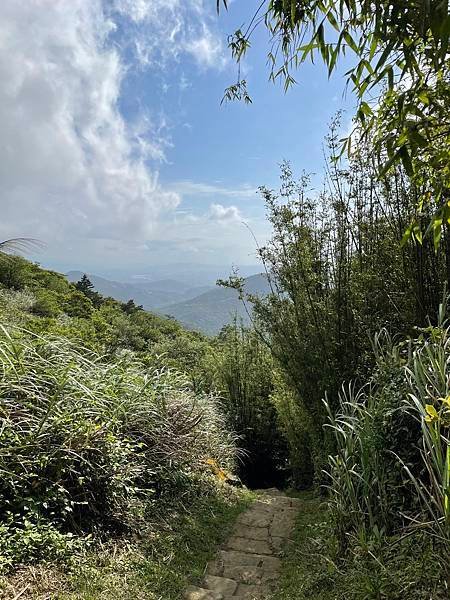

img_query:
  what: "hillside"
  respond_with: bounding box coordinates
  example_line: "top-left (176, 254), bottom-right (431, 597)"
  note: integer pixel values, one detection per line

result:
top-left (66, 270), bottom-right (212, 310)
top-left (66, 270), bottom-right (269, 335)
top-left (161, 273), bottom-right (270, 335)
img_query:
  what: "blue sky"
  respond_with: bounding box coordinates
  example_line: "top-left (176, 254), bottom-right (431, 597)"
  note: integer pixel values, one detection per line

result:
top-left (0, 1), bottom-right (355, 281)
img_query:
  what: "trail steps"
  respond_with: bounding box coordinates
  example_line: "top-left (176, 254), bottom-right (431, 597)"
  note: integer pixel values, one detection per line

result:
top-left (184, 488), bottom-right (301, 600)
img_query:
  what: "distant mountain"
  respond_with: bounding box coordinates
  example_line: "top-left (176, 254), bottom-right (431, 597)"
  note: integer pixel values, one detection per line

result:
top-left (93, 263), bottom-right (262, 287)
top-left (160, 274), bottom-right (270, 335)
top-left (65, 271), bottom-right (213, 310)
top-left (131, 278), bottom-right (211, 297)
top-left (65, 270), bottom-right (269, 335)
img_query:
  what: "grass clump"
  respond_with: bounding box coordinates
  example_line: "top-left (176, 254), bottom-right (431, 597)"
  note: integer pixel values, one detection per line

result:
top-left (64, 485), bottom-right (253, 600)
top-left (0, 484), bottom-right (253, 599)
top-left (0, 323), bottom-right (237, 572)
top-left (277, 493), bottom-right (448, 600)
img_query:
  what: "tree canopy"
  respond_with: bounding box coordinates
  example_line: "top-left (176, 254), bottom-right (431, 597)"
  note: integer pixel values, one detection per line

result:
top-left (219, 0), bottom-right (450, 245)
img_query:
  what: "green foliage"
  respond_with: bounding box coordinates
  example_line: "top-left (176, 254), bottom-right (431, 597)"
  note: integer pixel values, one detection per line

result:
top-left (403, 316), bottom-right (450, 539)
top-left (222, 123), bottom-right (449, 484)
top-left (276, 494), bottom-right (448, 600)
top-left (21, 485), bottom-right (252, 600)
top-left (62, 290), bottom-right (94, 319)
top-left (31, 289), bottom-right (62, 318)
top-left (212, 322), bottom-right (288, 487)
top-left (0, 323), bottom-right (236, 570)
top-left (219, 0), bottom-right (450, 241)
top-left (271, 374), bottom-right (314, 489)
top-left (321, 318), bottom-right (450, 596)
top-left (74, 274), bottom-right (103, 308)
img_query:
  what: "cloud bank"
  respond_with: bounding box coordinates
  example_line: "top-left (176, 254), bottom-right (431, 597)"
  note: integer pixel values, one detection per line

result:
top-left (0, 1), bottom-right (229, 242)
top-left (0, 0), bottom-right (186, 244)
top-left (0, 0), bottom-right (263, 273)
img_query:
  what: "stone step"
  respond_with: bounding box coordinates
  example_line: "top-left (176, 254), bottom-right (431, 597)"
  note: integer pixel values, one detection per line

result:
top-left (226, 536), bottom-right (273, 555)
top-left (222, 591), bottom-right (271, 600)
top-left (217, 550), bottom-right (282, 571)
top-left (184, 491), bottom-right (300, 600)
top-left (184, 585), bottom-right (224, 600)
top-left (236, 511), bottom-right (272, 528)
top-left (231, 524), bottom-right (270, 541)
top-left (222, 565), bottom-right (278, 586)
top-left (204, 575), bottom-right (238, 596)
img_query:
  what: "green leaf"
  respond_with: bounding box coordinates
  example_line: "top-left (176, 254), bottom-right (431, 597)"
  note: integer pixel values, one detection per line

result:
top-left (418, 90), bottom-right (430, 105)
top-left (400, 224), bottom-right (413, 248)
top-left (398, 145), bottom-right (414, 176)
top-left (343, 31), bottom-right (359, 53)
top-left (412, 221), bottom-right (423, 245)
top-left (326, 10), bottom-right (340, 32)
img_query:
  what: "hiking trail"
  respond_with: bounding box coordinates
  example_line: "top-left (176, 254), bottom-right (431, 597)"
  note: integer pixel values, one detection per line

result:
top-left (184, 488), bottom-right (301, 600)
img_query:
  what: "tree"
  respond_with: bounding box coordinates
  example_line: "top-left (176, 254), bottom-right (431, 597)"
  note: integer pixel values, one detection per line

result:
top-left (63, 290), bottom-right (94, 319)
top-left (74, 275), bottom-right (102, 308)
top-left (218, 1), bottom-right (450, 243)
top-left (213, 321), bottom-right (288, 487)
top-left (220, 124), bottom-right (449, 483)
top-left (75, 274), bottom-right (95, 295)
top-left (122, 299), bottom-right (143, 315)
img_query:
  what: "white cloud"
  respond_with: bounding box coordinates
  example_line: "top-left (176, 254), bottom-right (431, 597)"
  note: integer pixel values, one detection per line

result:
top-left (170, 180), bottom-right (256, 199)
top-left (0, 0), bottom-right (255, 271)
top-left (0, 0), bottom-right (183, 244)
top-left (111, 0), bottom-right (227, 69)
top-left (208, 203), bottom-right (243, 224)
top-left (185, 25), bottom-right (227, 69)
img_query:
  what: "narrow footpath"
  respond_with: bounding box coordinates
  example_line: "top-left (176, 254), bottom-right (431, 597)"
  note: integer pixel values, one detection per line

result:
top-left (184, 488), bottom-right (301, 600)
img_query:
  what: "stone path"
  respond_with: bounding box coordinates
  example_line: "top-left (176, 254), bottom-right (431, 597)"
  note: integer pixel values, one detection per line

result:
top-left (184, 488), bottom-right (301, 600)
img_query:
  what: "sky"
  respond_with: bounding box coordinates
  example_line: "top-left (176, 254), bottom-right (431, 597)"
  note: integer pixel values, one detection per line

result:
top-left (0, 0), bottom-right (355, 281)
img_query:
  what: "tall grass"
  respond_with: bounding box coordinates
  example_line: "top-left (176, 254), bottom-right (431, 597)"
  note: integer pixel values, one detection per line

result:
top-left (324, 382), bottom-right (394, 549)
top-left (324, 322), bottom-right (449, 550)
top-left (0, 324), bottom-right (236, 568)
top-left (404, 313), bottom-right (450, 542)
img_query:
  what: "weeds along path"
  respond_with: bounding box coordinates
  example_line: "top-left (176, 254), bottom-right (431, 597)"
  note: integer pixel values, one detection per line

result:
top-left (184, 489), bottom-right (301, 600)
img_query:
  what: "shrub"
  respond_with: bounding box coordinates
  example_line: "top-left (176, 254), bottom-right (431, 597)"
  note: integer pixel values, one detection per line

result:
top-left (212, 323), bottom-right (288, 488)
top-left (62, 290), bottom-right (93, 318)
top-left (324, 322), bottom-right (449, 559)
top-left (0, 325), bottom-right (236, 568)
top-left (271, 374), bottom-right (314, 489)
top-left (30, 289), bottom-right (61, 317)
top-left (0, 288), bottom-right (35, 323)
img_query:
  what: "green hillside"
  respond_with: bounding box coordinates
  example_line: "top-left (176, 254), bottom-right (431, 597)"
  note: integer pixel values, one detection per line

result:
top-left (66, 271), bottom-right (212, 311)
top-left (0, 255), bottom-right (254, 596)
top-left (162, 273), bottom-right (270, 334)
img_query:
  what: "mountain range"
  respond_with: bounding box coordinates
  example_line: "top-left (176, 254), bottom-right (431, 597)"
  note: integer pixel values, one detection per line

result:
top-left (66, 270), bottom-right (270, 335)
top-left (158, 273), bottom-right (269, 334)
top-left (66, 271), bottom-right (211, 310)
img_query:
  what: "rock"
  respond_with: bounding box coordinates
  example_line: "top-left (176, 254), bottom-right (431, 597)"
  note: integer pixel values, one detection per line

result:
top-left (236, 583), bottom-right (272, 598)
top-left (258, 555), bottom-right (282, 572)
top-left (204, 575), bottom-right (238, 596)
top-left (269, 509), bottom-right (297, 538)
top-left (206, 559), bottom-right (224, 577)
top-left (232, 524), bottom-right (269, 541)
top-left (222, 565), bottom-right (278, 585)
top-left (217, 550), bottom-right (263, 567)
top-left (184, 586), bottom-right (223, 600)
top-left (270, 536), bottom-right (285, 553)
top-left (236, 511), bottom-right (272, 528)
top-left (226, 536), bottom-right (272, 556)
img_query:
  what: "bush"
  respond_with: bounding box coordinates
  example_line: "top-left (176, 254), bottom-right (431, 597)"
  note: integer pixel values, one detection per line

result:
top-left (324, 322), bottom-right (449, 562)
top-left (271, 374), bottom-right (314, 489)
top-left (0, 288), bottom-right (35, 323)
top-left (62, 290), bottom-right (93, 318)
top-left (0, 325), bottom-right (236, 568)
top-left (30, 289), bottom-right (61, 317)
top-left (212, 323), bottom-right (289, 488)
